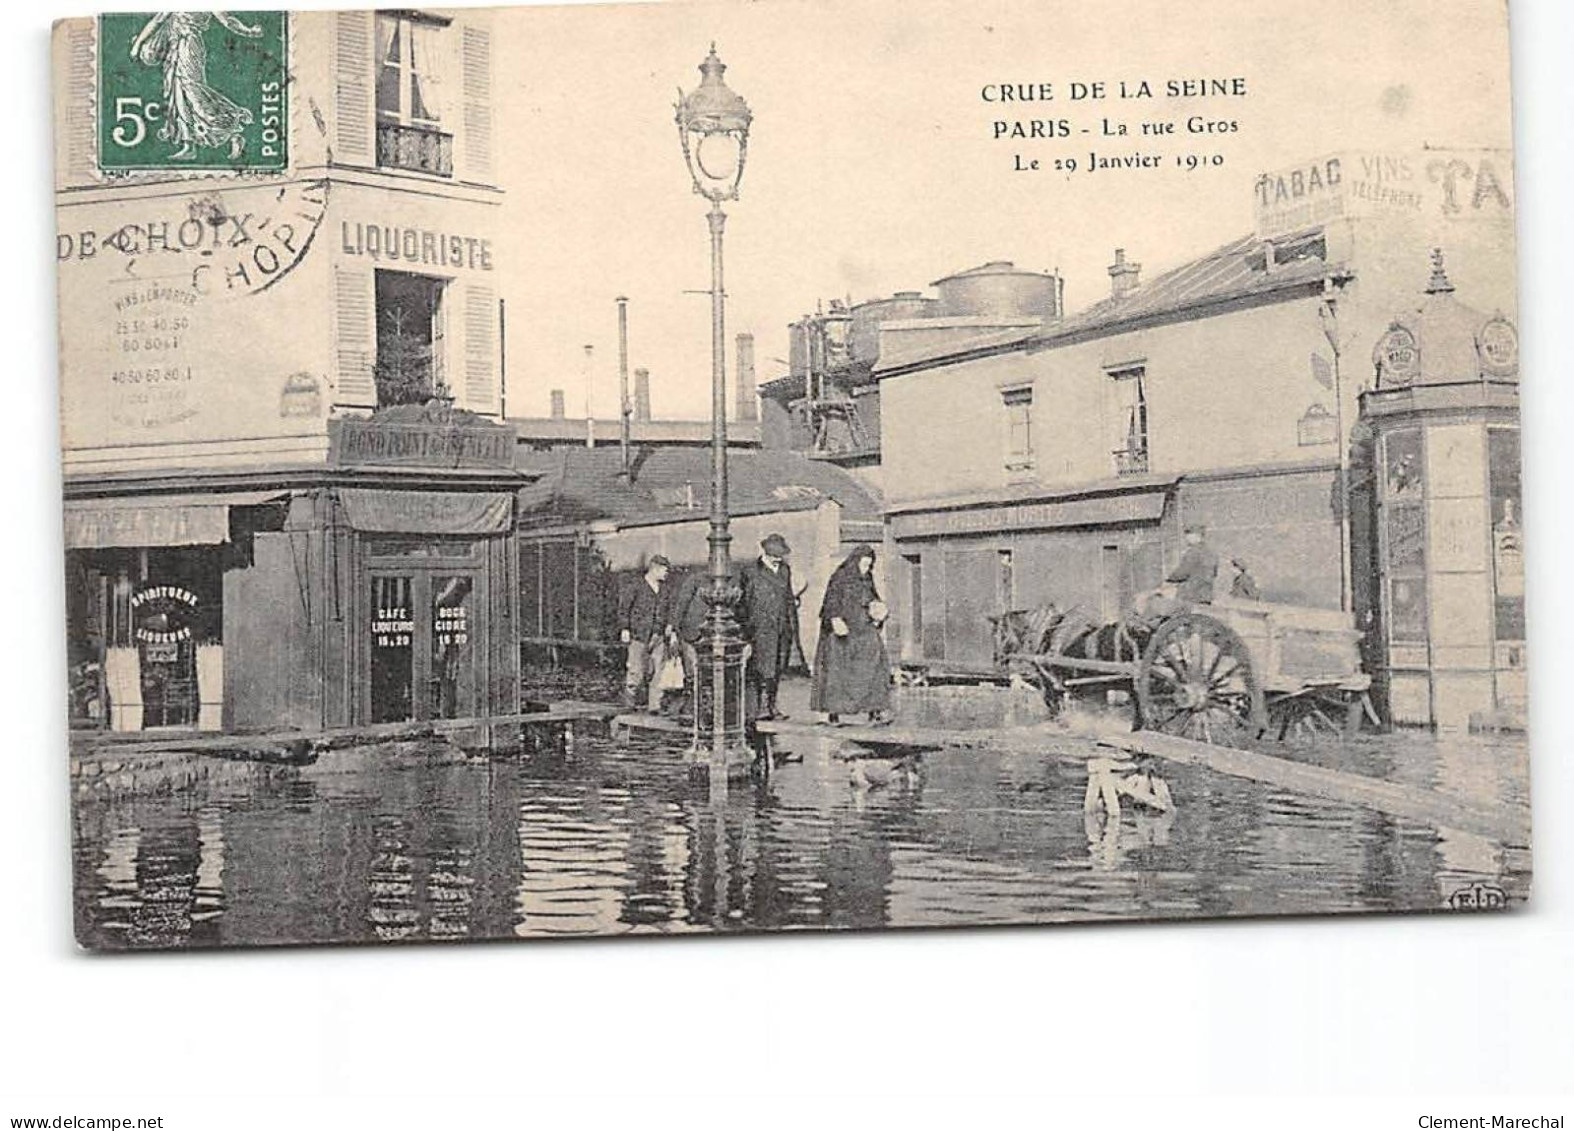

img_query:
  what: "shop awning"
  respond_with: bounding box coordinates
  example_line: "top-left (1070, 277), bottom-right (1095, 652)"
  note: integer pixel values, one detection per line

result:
top-left (889, 488), bottom-right (1170, 540)
top-left (63, 492), bottom-right (289, 550)
top-left (337, 488), bottom-right (514, 535)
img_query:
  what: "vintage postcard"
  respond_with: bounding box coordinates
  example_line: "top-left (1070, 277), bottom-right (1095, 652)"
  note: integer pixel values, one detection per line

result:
top-left (53, 0), bottom-right (1528, 950)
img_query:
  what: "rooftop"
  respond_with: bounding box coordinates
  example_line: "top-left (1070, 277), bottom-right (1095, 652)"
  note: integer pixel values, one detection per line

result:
top-left (1038, 230), bottom-right (1342, 347)
top-left (871, 230), bottom-right (1346, 379)
top-left (510, 416), bottom-right (762, 447)
top-left (515, 443), bottom-right (883, 531)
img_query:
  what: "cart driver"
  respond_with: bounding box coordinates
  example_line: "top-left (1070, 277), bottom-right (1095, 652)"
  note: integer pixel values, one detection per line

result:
top-left (1167, 523), bottom-right (1219, 605)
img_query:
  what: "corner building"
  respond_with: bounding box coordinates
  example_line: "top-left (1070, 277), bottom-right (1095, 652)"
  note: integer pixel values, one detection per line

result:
top-left (873, 151), bottom-right (1519, 731)
top-left (55, 11), bottom-right (526, 734)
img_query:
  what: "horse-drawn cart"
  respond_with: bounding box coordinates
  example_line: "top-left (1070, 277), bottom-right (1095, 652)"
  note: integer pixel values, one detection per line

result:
top-left (993, 593), bottom-right (1371, 745)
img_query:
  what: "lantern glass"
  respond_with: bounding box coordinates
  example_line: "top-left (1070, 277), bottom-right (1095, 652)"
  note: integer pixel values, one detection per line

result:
top-left (676, 45), bottom-right (752, 202)
top-left (695, 132), bottom-right (741, 184)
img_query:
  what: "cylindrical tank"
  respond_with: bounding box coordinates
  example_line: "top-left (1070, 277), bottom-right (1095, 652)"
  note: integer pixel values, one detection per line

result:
top-left (788, 317), bottom-right (813, 381)
top-left (931, 261), bottom-right (1061, 320)
top-left (849, 291), bottom-right (940, 365)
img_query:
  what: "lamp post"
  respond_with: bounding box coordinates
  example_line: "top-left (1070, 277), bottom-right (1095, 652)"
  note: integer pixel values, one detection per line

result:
top-left (1319, 289), bottom-right (1352, 614)
top-left (616, 296), bottom-right (631, 478)
top-left (676, 44), bottom-right (753, 781)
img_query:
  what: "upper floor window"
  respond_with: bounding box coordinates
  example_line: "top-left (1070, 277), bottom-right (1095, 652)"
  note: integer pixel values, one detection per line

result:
top-left (1108, 365), bottom-right (1149, 476)
top-left (374, 269), bottom-right (447, 408)
top-left (375, 12), bottom-right (453, 177)
top-left (1002, 385), bottom-right (1034, 473)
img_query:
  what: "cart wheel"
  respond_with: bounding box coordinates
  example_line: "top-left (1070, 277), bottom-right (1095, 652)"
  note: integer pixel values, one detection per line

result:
top-left (1136, 612), bottom-right (1265, 745)
top-left (1266, 689), bottom-right (1365, 742)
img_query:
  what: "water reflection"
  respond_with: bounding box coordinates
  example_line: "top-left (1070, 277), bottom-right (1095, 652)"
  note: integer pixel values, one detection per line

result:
top-left (71, 730), bottom-right (1529, 950)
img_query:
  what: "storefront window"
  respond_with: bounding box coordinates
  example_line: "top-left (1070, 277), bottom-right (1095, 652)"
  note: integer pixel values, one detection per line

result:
top-left (1489, 428), bottom-right (1524, 641)
top-left (67, 546), bottom-right (223, 731)
top-left (1381, 429), bottom-right (1428, 645)
top-left (371, 575), bottom-right (415, 723)
top-left (431, 575), bottom-right (474, 720)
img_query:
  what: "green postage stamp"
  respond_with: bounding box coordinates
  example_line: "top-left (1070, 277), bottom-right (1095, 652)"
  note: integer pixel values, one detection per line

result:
top-left (97, 11), bottom-right (288, 173)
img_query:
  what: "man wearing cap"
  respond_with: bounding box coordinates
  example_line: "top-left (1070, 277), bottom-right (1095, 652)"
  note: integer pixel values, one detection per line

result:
top-left (666, 565), bottom-right (711, 721)
top-left (618, 554), bottom-right (673, 711)
top-left (1167, 523), bottom-right (1219, 605)
top-left (1229, 557), bottom-right (1260, 600)
top-left (737, 533), bottom-right (801, 720)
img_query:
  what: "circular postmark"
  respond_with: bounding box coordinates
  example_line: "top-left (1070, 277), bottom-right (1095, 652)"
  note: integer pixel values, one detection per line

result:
top-left (77, 179), bottom-right (329, 430)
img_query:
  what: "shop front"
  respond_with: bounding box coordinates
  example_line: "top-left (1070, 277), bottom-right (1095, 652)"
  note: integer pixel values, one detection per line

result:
top-left (885, 478), bottom-right (1179, 669)
top-left (65, 406), bottom-right (525, 735)
top-left (65, 492), bottom-right (287, 732)
top-left (884, 462), bottom-right (1345, 670)
top-left (339, 486), bottom-right (517, 728)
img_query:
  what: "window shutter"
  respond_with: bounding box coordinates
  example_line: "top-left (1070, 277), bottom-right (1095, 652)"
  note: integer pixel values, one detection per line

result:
top-left (334, 265), bottom-right (376, 409)
top-left (460, 23), bottom-right (493, 184)
top-left (463, 283), bottom-right (499, 416)
top-left (333, 10), bottom-right (375, 166)
top-left (58, 19), bottom-right (97, 187)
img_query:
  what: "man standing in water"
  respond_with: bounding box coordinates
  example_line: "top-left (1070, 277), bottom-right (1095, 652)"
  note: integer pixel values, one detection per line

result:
top-left (618, 555), bottom-right (672, 711)
top-left (737, 534), bottom-right (800, 720)
top-left (667, 565), bottom-right (710, 721)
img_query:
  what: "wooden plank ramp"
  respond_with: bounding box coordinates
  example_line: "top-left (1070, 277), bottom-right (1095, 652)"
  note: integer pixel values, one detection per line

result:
top-left (612, 713), bottom-right (690, 740)
top-left (1098, 730), bottom-right (1531, 845)
top-left (69, 702), bottom-right (623, 764)
top-left (756, 717), bottom-right (1530, 844)
top-left (754, 718), bottom-right (948, 752)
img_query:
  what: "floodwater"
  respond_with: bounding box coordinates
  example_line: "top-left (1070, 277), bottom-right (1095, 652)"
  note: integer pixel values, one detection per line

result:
top-left (71, 685), bottom-right (1530, 949)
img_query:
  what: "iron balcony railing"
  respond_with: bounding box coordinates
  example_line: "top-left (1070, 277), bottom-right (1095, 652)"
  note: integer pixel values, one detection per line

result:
top-left (377, 121), bottom-right (454, 177)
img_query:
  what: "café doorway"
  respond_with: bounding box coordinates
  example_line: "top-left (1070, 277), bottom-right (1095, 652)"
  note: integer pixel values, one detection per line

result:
top-left (367, 562), bottom-right (484, 724)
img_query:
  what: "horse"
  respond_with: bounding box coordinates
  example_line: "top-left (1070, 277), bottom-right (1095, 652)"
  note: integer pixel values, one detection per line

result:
top-left (988, 602), bottom-right (1152, 714)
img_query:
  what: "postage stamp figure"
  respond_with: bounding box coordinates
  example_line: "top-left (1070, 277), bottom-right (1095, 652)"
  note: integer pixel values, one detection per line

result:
top-left (97, 12), bottom-right (288, 173)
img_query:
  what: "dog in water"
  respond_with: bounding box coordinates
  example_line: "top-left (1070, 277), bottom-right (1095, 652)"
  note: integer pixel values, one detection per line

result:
top-left (835, 740), bottom-right (922, 790)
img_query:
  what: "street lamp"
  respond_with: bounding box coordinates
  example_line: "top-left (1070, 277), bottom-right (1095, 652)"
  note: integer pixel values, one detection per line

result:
top-left (1318, 288), bottom-right (1352, 615)
top-left (676, 44), bottom-right (754, 781)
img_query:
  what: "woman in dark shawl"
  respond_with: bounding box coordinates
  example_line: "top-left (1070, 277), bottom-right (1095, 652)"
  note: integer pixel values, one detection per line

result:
top-left (810, 544), bottom-right (892, 723)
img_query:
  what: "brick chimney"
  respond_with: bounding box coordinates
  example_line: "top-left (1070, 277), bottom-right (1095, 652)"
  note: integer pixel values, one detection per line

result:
top-left (1108, 248), bottom-right (1141, 299)
top-left (735, 332), bottom-right (758, 423)
top-left (549, 389), bottom-right (566, 419)
top-left (633, 368), bottom-right (652, 422)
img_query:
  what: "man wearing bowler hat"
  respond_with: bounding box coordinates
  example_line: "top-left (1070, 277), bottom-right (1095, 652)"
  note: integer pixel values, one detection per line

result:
top-left (736, 533), bottom-right (800, 720)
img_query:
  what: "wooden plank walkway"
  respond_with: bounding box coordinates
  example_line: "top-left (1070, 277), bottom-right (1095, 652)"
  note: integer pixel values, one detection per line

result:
top-left (755, 717), bottom-right (1529, 843)
top-left (755, 718), bottom-right (948, 752)
top-left (69, 703), bottom-right (623, 764)
top-left (614, 714), bottom-right (951, 754)
top-left (612, 712), bottom-right (688, 736)
top-left (1099, 730), bottom-right (1532, 845)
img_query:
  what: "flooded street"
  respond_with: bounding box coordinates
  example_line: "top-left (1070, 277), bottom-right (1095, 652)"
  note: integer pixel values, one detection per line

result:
top-left (71, 684), bottom-right (1530, 949)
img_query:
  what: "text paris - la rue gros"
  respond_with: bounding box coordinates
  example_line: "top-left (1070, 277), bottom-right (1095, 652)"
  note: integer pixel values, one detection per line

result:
top-left (983, 76), bottom-right (1247, 175)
